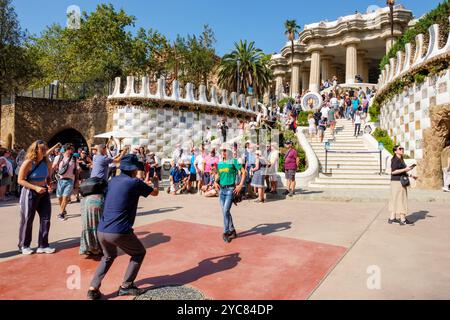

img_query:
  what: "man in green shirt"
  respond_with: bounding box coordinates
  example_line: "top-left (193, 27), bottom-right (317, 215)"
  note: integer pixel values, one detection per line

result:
top-left (214, 144), bottom-right (247, 243)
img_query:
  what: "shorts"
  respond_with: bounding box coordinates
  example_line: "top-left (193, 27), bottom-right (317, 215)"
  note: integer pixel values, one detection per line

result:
top-left (189, 174), bottom-right (197, 182)
top-left (203, 172), bottom-right (211, 185)
top-left (309, 127), bottom-right (317, 134)
top-left (285, 169), bottom-right (296, 181)
top-left (1, 175), bottom-right (11, 186)
top-left (57, 179), bottom-right (74, 198)
top-left (329, 120), bottom-right (336, 126)
top-left (170, 182), bottom-right (180, 193)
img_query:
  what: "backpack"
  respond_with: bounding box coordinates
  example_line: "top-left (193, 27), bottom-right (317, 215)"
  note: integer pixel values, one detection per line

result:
top-left (79, 177), bottom-right (107, 197)
top-left (57, 155), bottom-right (77, 178)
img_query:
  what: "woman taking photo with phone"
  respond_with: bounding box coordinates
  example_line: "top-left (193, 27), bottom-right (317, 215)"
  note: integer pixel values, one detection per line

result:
top-left (17, 141), bottom-right (61, 254)
top-left (389, 145), bottom-right (418, 226)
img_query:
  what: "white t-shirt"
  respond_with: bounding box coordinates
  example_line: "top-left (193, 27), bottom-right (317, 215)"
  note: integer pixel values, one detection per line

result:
top-left (308, 118), bottom-right (316, 128)
top-left (195, 154), bottom-right (204, 171)
top-left (354, 112), bottom-right (362, 124)
top-left (321, 106), bottom-right (330, 118)
top-left (330, 97), bottom-right (338, 107)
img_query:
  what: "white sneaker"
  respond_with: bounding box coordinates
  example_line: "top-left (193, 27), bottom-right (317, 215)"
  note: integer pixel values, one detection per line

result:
top-left (21, 247), bottom-right (34, 255)
top-left (36, 247), bottom-right (56, 254)
top-left (443, 187), bottom-right (450, 192)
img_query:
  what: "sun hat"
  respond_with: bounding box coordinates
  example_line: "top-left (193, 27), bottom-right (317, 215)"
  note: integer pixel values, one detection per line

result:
top-left (119, 154), bottom-right (144, 171)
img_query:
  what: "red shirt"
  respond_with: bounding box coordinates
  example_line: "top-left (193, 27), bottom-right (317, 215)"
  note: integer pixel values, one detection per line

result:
top-left (284, 148), bottom-right (297, 170)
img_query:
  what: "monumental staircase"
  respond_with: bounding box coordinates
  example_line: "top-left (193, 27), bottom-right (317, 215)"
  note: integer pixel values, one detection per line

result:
top-left (308, 118), bottom-right (390, 189)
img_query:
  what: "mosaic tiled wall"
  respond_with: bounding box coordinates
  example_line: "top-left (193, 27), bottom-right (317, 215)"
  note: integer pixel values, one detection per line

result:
top-left (113, 106), bottom-right (241, 157)
top-left (380, 69), bottom-right (450, 159)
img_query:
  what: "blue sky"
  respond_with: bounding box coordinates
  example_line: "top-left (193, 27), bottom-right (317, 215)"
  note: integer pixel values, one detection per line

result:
top-left (13, 0), bottom-right (443, 56)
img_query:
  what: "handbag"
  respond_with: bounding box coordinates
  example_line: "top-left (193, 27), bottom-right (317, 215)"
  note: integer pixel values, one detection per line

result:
top-left (79, 177), bottom-right (107, 197)
top-left (400, 175), bottom-right (410, 187)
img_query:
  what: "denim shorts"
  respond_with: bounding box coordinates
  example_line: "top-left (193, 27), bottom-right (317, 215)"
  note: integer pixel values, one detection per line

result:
top-left (57, 179), bottom-right (74, 198)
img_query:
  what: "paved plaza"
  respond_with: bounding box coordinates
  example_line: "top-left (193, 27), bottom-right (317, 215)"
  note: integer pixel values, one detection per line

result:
top-left (0, 192), bottom-right (449, 300)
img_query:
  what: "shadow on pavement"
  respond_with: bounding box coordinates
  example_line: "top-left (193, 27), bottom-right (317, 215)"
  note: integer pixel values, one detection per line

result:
top-left (407, 210), bottom-right (433, 223)
top-left (237, 222), bottom-right (292, 238)
top-left (137, 206), bottom-right (183, 216)
top-left (116, 253), bottom-right (242, 299)
top-left (0, 237), bottom-right (81, 260)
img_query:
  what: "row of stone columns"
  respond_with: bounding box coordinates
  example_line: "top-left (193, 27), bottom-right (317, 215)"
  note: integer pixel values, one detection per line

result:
top-left (274, 37), bottom-right (396, 96)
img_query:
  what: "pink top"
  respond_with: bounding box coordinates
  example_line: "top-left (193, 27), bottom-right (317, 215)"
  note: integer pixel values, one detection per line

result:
top-left (53, 155), bottom-right (77, 180)
top-left (204, 155), bottom-right (219, 173)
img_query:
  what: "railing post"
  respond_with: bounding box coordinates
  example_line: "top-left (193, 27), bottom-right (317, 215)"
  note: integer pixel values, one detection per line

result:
top-left (379, 150), bottom-right (382, 175)
top-left (325, 149), bottom-right (328, 174)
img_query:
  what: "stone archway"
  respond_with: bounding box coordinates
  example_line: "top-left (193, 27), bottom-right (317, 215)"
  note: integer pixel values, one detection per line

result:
top-left (417, 104), bottom-right (450, 189)
top-left (48, 128), bottom-right (88, 151)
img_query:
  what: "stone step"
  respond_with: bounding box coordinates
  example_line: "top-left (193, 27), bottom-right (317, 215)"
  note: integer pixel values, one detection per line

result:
top-left (323, 169), bottom-right (387, 174)
top-left (318, 160), bottom-right (380, 165)
top-left (318, 173), bottom-right (390, 180)
top-left (319, 164), bottom-right (382, 169)
top-left (308, 183), bottom-right (390, 189)
top-left (314, 179), bottom-right (390, 185)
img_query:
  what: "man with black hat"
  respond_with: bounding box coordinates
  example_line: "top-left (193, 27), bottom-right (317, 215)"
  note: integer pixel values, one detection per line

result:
top-left (87, 154), bottom-right (159, 300)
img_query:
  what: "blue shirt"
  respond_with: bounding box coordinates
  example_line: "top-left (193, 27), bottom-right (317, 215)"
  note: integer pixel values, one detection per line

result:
top-left (98, 174), bottom-right (153, 234)
top-left (170, 167), bottom-right (187, 183)
top-left (352, 99), bottom-right (359, 110)
top-left (91, 155), bottom-right (113, 181)
top-left (190, 155), bottom-right (197, 174)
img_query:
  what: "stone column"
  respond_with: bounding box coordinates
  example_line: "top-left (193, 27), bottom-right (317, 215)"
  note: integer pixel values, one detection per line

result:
top-left (308, 45), bottom-right (323, 92)
top-left (385, 36), bottom-right (396, 53)
top-left (273, 67), bottom-right (285, 97)
top-left (363, 58), bottom-right (371, 84)
top-left (290, 63), bottom-right (301, 97)
top-left (321, 55), bottom-right (333, 82)
top-left (357, 50), bottom-right (367, 83)
top-left (301, 68), bottom-right (310, 94)
top-left (343, 39), bottom-right (360, 84)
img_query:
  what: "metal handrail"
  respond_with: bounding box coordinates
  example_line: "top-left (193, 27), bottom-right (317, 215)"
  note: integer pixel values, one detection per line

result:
top-left (324, 149), bottom-right (382, 175)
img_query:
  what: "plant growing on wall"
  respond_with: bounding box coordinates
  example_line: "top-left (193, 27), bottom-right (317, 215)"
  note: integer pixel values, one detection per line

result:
top-left (379, 0), bottom-right (450, 70)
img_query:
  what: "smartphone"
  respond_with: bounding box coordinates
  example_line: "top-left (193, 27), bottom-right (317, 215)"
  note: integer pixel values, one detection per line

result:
top-left (410, 164), bottom-right (417, 169)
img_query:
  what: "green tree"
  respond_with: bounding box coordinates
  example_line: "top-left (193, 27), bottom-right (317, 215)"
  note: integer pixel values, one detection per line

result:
top-left (30, 4), bottom-right (137, 89)
top-left (165, 25), bottom-right (217, 88)
top-left (284, 19), bottom-right (301, 96)
top-left (218, 40), bottom-right (272, 98)
top-left (0, 0), bottom-right (40, 99)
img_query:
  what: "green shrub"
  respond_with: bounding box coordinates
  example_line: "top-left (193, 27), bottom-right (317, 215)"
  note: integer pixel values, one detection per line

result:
top-left (380, 0), bottom-right (450, 70)
top-left (297, 111), bottom-right (314, 126)
top-left (373, 128), bottom-right (394, 155)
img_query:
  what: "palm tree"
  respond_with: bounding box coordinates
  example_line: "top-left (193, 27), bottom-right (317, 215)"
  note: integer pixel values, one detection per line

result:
top-left (284, 19), bottom-right (301, 96)
top-left (218, 40), bottom-right (272, 99)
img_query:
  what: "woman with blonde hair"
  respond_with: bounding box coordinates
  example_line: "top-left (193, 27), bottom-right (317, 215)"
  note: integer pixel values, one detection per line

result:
top-left (17, 140), bottom-right (61, 255)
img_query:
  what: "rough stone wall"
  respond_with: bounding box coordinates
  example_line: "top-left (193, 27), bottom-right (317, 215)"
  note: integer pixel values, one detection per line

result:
top-left (417, 104), bottom-right (450, 189)
top-left (0, 104), bottom-right (15, 148)
top-left (0, 96), bottom-right (113, 149)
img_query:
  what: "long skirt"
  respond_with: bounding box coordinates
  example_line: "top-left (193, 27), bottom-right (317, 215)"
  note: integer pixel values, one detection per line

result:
top-left (80, 194), bottom-right (104, 255)
top-left (389, 181), bottom-right (408, 215)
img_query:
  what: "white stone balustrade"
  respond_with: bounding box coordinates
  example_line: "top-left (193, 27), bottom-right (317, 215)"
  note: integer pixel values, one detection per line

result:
top-left (108, 76), bottom-right (257, 115)
top-left (377, 16), bottom-right (450, 90)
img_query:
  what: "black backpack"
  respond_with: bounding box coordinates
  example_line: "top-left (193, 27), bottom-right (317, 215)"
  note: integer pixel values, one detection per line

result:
top-left (79, 177), bottom-right (107, 197)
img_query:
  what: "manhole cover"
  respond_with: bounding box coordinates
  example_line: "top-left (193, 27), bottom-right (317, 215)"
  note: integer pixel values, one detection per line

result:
top-left (135, 285), bottom-right (207, 300)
